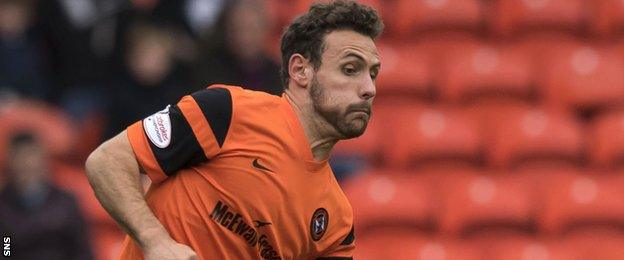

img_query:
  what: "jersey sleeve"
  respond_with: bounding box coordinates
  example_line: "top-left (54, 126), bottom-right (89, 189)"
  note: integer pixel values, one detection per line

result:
top-left (126, 86), bottom-right (233, 184)
top-left (317, 227), bottom-right (355, 259)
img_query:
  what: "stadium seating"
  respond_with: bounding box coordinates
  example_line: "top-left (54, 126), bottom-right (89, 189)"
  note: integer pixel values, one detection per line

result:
top-left (435, 170), bottom-right (535, 237)
top-left (484, 236), bottom-right (579, 260)
top-left (91, 225), bottom-right (124, 260)
top-left (51, 162), bottom-right (114, 225)
top-left (539, 43), bottom-right (624, 112)
top-left (490, 0), bottom-right (587, 36)
top-left (537, 170), bottom-right (624, 234)
top-left (374, 42), bottom-right (433, 99)
top-left (390, 0), bottom-right (484, 35)
top-left (484, 106), bottom-right (584, 169)
top-left (355, 228), bottom-right (483, 260)
top-left (589, 0), bottom-right (624, 36)
top-left (588, 110), bottom-right (624, 168)
top-left (383, 104), bottom-right (483, 169)
top-left (342, 170), bottom-right (435, 234)
top-left (439, 40), bottom-right (535, 104)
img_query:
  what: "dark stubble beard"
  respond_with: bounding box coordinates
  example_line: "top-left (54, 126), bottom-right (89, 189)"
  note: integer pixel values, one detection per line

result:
top-left (310, 76), bottom-right (371, 139)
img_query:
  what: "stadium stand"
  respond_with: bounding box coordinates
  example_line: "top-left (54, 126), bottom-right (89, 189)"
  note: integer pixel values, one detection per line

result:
top-left (6, 0), bottom-right (624, 258)
top-left (490, 0), bottom-right (588, 36)
top-left (589, 110), bottom-right (624, 168)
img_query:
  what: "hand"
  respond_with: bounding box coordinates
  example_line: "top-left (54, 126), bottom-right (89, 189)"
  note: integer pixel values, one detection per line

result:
top-left (143, 239), bottom-right (199, 260)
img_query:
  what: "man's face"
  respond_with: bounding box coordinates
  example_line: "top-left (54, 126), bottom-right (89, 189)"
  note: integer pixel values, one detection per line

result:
top-left (310, 30), bottom-right (380, 139)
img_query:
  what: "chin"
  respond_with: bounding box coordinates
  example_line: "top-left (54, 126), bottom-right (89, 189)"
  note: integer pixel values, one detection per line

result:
top-left (339, 120), bottom-right (368, 139)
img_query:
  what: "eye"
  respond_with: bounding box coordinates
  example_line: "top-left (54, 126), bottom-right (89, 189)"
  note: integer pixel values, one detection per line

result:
top-left (370, 71), bottom-right (378, 80)
top-left (342, 65), bottom-right (357, 76)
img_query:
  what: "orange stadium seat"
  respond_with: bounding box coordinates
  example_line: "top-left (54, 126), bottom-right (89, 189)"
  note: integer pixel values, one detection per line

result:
top-left (538, 171), bottom-right (624, 234)
top-left (50, 162), bottom-right (115, 225)
top-left (374, 42), bottom-right (433, 99)
top-left (92, 224), bottom-right (124, 260)
top-left (356, 228), bottom-right (483, 260)
top-left (490, 0), bottom-right (587, 36)
top-left (436, 170), bottom-right (535, 237)
top-left (589, 110), bottom-right (624, 168)
top-left (439, 41), bottom-right (535, 104)
top-left (589, 0), bottom-right (624, 36)
top-left (389, 0), bottom-right (484, 36)
top-left (384, 104), bottom-right (483, 169)
top-left (484, 236), bottom-right (579, 260)
top-left (540, 44), bottom-right (624, 111)
top-left (342, 170), bottom-right (435, 234)
top-left (485, 107), bottom-right (584, 169)
top-left (561, 231), bottom-right (624, 260)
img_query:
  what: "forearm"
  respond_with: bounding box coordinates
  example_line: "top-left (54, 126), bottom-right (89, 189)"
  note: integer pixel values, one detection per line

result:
top-left (85, 133), bottom-right (172, 248)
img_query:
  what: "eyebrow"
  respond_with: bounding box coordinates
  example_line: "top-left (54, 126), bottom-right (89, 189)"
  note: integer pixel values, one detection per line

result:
top-left (343, 52), bottom-right (381, 68)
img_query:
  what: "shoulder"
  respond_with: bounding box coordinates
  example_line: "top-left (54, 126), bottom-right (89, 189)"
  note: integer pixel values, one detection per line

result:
top-left (194, 84), bottom-right (283, 117)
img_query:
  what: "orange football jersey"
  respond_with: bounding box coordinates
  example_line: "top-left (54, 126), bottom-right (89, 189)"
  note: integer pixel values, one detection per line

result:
top-left (119, 85), bottom-right (355, 259)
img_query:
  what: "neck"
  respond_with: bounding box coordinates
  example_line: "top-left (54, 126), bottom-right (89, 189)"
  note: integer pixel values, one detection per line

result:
top-left (284, 90), bottom-right (338, 161)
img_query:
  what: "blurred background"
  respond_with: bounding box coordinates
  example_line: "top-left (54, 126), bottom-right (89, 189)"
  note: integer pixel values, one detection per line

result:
top-left (2, 0), bottom-right (624, 259)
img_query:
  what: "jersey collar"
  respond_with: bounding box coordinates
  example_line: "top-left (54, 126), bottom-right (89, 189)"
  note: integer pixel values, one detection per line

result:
top-left (279, 94), bottom-right (329, 172)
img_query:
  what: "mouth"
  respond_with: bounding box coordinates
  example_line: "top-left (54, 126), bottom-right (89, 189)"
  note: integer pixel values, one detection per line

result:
top-left (350, 110), bottom-right (371, 118)
top-left (350, 108), bottom-right (371, 116)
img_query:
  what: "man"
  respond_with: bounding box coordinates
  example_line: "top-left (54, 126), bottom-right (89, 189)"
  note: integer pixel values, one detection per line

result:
top-left (85, 1), bottom-right (383, 259)
top-left (1, 132), bottom-right (93, 260)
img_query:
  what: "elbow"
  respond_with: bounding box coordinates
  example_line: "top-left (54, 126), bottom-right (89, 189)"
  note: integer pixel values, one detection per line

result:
top-left (85, 146), bottom-right (103, 180)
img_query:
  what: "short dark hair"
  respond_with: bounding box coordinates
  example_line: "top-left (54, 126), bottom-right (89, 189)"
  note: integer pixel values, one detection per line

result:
top-left (279, 0), bottom-right (384, 88)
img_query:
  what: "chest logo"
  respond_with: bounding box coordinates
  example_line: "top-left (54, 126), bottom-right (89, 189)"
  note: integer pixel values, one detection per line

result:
top-left (310, 208), bottom-right (329, 241)
top-left (252, 158), bottom-right (274, 173)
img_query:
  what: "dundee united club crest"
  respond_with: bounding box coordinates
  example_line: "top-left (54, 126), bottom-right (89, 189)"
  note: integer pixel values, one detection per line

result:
top-left (310, 208), bottom-right (329, 241)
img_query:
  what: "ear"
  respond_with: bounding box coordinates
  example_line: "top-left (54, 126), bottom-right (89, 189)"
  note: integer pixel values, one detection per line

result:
top-left (288, 54), bottom-right (313, 88)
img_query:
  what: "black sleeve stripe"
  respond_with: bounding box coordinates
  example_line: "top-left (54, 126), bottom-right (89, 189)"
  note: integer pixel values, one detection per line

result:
top-left (340, 226), bottom-right (355, 246)
top-left (317, 257), bottom-right (353, 260)
top-left (148, 105), bottom-right (208, 175)
top-left (191, 88), bottom-right (232, 147)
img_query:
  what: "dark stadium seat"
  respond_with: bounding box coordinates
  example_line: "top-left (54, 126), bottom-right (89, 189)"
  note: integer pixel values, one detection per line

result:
top-left (588, 110), bottom-right (624, 168)
top-left (537, 170), bottom-right (624, 234)
top-left (484, 106), bottom-right (584, 169)
top-left (540, 44), bottom-right (624, 112)
top-left (390, 0), bottom-right (484, 35)
top-left (342, 170), bottom-right (435, 234)
top-left (439, 41), bottom-right (534, 104)
top-left (374, 41), bottom-right (434, 99)
top-left (436, 170), bottom-right (535, 237)
top-left (490, 0), bottom-right (587, 36)
top-left (355, 228), bottom-right (483, 260)
top-left (383, 104), bottom-right (483, 169)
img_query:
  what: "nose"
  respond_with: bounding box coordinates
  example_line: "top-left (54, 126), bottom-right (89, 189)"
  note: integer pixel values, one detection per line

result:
top-left (359, 76), bottom-right (376, 100)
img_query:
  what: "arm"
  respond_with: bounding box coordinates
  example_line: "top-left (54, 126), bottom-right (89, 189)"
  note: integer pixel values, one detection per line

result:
top-left (85, 131), bottom-right (197, 260)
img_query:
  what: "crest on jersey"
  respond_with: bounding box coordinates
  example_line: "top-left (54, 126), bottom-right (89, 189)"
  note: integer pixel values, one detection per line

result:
top-left (310, 208), bottom-right (329, 241)
top-left (143, 105), bottom-right (172, 148)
